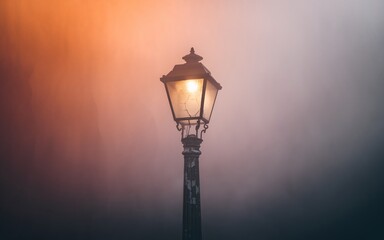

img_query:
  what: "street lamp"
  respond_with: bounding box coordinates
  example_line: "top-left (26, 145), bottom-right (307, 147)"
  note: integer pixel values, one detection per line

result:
top-left (160, 48), bottom-right (222, 240)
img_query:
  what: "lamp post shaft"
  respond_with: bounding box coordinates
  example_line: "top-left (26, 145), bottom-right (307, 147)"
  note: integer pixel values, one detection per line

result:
top-left (182, 135), bottom-right (203, 240)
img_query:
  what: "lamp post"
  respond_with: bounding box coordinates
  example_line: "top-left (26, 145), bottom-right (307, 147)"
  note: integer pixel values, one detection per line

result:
top-left (160, 48), bottom-right (222, 240)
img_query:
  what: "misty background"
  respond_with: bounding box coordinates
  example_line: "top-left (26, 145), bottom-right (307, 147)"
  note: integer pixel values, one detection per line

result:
top-left (1, 0), bottom-right (383, 239)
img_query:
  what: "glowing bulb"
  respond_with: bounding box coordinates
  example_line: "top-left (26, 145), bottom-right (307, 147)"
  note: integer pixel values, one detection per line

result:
top-left (186, 80), bottom-right (199, 93)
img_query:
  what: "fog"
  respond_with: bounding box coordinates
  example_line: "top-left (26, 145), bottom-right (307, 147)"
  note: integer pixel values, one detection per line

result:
top-left (1, 0), bottom-right (383, 239)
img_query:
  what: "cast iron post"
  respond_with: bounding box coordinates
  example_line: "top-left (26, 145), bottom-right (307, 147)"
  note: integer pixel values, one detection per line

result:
top-left (182, 134), bottom-right (203, 240)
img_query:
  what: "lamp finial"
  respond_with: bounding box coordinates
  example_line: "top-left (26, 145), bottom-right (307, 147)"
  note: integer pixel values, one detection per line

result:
top-left (183, 47), bottom-right (203, 63)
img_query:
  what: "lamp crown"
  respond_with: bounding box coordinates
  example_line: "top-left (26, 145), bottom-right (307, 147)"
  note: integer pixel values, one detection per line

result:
top-left (182, 47), bottom-right (203, 63)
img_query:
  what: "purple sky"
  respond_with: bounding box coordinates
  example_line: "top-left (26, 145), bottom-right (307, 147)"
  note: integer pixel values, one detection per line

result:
top-left (1, 1), bottom-right (384, 239)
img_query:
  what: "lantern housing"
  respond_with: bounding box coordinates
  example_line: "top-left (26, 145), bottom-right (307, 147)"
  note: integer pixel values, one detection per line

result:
top-left (160, 48), bottom-right (222, 131)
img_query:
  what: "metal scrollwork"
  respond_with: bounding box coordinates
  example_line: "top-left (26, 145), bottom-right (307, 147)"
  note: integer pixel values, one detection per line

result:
top-left (176, 122), bottom-right (182, 131)
top-left (177, 121), bottom-right (210, 140)
top-left (199, 123), bottom-right (209, 139)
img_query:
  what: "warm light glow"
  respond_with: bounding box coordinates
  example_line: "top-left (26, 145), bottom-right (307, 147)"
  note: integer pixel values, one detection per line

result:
top-left (186, 79), bottom-right (199, 93)
top-left (184, 79), bottom-right (202, 118)
top-left (2, 1), bottom-right (382, 238)
top-left (165, 79), bottom-right (203, 122)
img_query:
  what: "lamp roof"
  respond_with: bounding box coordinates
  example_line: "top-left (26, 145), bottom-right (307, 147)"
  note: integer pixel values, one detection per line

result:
top-left (161, 48), bottom-right (222, 90)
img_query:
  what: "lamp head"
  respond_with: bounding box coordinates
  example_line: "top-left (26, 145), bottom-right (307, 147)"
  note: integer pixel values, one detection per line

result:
top-left (160, 48), bottom-right (222, 138)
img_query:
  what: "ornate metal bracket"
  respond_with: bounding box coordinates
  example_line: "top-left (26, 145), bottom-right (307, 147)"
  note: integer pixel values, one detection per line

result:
top-left (176, 122), bottom-right (183, 131)
top-left (176, 121), bottom-right (209, 140)
top-left (200, 123), bottom-right (209, 139)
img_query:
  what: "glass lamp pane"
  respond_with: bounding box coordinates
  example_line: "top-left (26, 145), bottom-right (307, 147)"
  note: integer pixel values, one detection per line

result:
top-left (203, 80), bottom-right (219, 121)
top-left (166, 79), bottom-right (204, 121)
